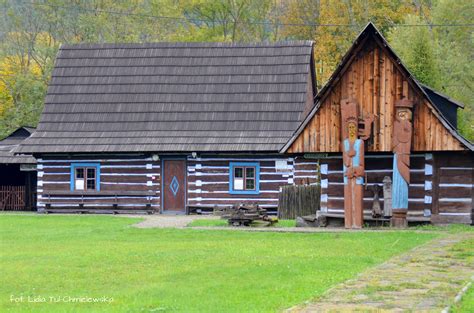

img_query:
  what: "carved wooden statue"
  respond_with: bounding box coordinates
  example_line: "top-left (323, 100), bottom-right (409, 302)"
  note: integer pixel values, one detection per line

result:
top-left (341, 99), bottom-right (365, 229)
top-left (382, 176), bottom-right (392, 217)
top-left (391, 98), bottom-right (413, 227)
top-left (371, 184), bottom-right (382, 218)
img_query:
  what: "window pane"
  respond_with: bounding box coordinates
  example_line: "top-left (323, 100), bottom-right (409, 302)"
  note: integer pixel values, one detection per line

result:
top-left (86, 179), bottom-right (96, 190)
top-left (87, 168), bottom-right (96, 179)
top-left (234, 178), bottom-right (244, 190)
top-left (234, 167), bottom-right (243, 178)
top-left (75, 179), bottom-right (84, 190)
top-left (245, 178), bottom-right (255, 190)
top-left (245, 167), bottom-right (255, 178)
top-left (76, 168), bottom-right (84, 179)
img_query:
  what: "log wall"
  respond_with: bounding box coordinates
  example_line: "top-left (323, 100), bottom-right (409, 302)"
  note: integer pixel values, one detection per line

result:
top-left (36, 152), bottom-right (472, 224)
top-left (293, 157), bottom-right (319, 185)
top-left (431, 152), bottom-right (474, 224)
top-left (186, 155), bottom-right (298, 211)
top-left (319, 153), bottom-right (432, 221)
top-left (37, 156), bottom-right (160, 212)
top-left (37, 154), bottom-right (318, 214)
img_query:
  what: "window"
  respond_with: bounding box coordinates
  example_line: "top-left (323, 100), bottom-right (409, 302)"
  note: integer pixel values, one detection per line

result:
top-left (229, 162), bottom-right (260, 194)
top-left (70, 163), bottom-right (100, 191)
top-left (232, 166), bottom-right (255, 191)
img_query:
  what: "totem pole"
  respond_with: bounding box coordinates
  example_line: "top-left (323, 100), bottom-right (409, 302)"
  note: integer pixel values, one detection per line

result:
top-left (391, 98), bottom-right (414, 227)
top-left (340, 99), bottom-right (373, 229)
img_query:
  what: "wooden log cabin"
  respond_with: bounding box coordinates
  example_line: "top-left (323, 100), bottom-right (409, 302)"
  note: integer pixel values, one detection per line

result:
top-left (15, 23), bottom-right (472, 224)
top-left (15, 41), bottom-right (319, 214)
top-left (281, 23), bottom-right (473, 225)
top-left (0, 127), bottom-right (37, 211)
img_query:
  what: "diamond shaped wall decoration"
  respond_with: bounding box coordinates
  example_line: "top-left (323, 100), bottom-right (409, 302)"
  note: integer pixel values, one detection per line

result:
top-left (170, 176), bottom-right (180, 196)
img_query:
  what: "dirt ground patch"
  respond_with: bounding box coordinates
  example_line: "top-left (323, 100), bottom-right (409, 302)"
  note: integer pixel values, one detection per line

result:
top-left (119, 214), bottom-right (219, 228)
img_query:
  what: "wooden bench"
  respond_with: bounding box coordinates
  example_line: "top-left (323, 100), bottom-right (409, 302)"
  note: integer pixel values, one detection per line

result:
top-left (186, 205), bottom-right (218, 215)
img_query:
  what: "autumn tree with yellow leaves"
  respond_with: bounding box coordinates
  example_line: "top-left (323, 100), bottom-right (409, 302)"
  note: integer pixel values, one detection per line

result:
top-left (0, 0), bottom-right (472, 140)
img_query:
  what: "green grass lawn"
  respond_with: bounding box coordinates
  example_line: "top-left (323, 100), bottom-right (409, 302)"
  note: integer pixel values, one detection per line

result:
top-left (450, 237), bottom-right (474, 313)
top-left (0, 215), bottom-right (437, 313)
top-left (187, 218), bottom-right (295, 228)
top-left (453, 285), bottom-right (474, 313)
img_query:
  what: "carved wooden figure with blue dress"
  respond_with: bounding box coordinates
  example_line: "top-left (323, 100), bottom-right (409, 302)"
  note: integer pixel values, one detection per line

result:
top-left (391, 98), bottom-right (414, 227)
top-left (341, 99), bottom-right (365, 229)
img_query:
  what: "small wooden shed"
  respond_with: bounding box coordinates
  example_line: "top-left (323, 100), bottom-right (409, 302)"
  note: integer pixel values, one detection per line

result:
top-left (281, 23), bottom-right (473, 224)
top-left (0, 127), bottom-right (37, 211)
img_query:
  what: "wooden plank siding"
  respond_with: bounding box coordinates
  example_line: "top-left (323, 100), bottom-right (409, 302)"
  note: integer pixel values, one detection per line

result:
top-left (287, 40), bottom-right (466, 154)
top-left (37, 156), bottom-right (161, 212)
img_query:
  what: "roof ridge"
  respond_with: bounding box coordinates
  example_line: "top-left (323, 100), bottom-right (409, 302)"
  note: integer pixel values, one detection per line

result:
top-left (60, 40), bottom-right (314, 50)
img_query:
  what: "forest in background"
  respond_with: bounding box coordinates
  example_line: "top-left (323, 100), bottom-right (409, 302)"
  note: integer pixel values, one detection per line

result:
top-left (0, 0), bottom-right (472, 140)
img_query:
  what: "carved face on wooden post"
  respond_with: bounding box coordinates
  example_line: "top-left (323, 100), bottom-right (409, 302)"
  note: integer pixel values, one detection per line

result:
top-left (340, 98), bottom-right (360, 141)
top-left (396, 108), bottom-right (412, 122)
top-left (391, 98), bottom-right (414, 227)
top-left (348, 120), bottom-right (357, 142)
top-left (392, 98), bottom-right (414, 173)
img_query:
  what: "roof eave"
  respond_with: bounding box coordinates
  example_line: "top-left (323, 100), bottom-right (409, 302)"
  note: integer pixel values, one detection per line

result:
top-left (420, 83), bottom-right (465, 108)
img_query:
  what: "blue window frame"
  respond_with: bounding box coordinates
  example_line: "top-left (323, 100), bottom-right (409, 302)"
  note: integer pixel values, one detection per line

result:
top-left (70, 163), bottom-right (100, 191)
top-left (229, 162), bottom-right (260, 195)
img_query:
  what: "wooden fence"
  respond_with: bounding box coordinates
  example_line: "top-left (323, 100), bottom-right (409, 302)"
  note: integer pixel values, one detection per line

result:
top-left (0, 186), bottom-right (26, 211)
top-left (278, 184), bottom-right (321, 219)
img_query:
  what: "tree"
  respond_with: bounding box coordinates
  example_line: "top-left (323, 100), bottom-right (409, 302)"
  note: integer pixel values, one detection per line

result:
top-left (0, 0), bottom-right (471, 140)
top-left (432, 0), bottom-right (473, 140)
top-left (0, 56), bottom-right (46, 138)
top-left (388, 15), bottom-right (441, 90)
top-left (281, 0), bottom-right (419, 87)
top-left (388, 2), bottom-right (473, 141)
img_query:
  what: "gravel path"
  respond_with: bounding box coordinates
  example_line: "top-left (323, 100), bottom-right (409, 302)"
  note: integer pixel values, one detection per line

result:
top-left (119, 214), bottom-right (219, 228)
top-left (120, 214), bottom-right (442, 234)
top-left (288, 233), bottom-right (474, 312)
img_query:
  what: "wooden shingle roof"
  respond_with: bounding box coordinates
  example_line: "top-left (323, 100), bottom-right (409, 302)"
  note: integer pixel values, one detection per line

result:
top-left (17, 41), bottom-right (315, 153)
top-left (0, 127), bottom-right (36, 164)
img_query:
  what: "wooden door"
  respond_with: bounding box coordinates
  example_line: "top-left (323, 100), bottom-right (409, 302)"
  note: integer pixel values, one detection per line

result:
top-left (162, 160), bottom-right (186, 212)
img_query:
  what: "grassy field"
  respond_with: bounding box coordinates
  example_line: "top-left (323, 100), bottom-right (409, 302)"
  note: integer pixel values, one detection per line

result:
top-left (453, 285), bottom-right (474, 313)
top-left (450, 237), bottom-right (474, 313)
top-left (0, 215), bottom-right (438, 312)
